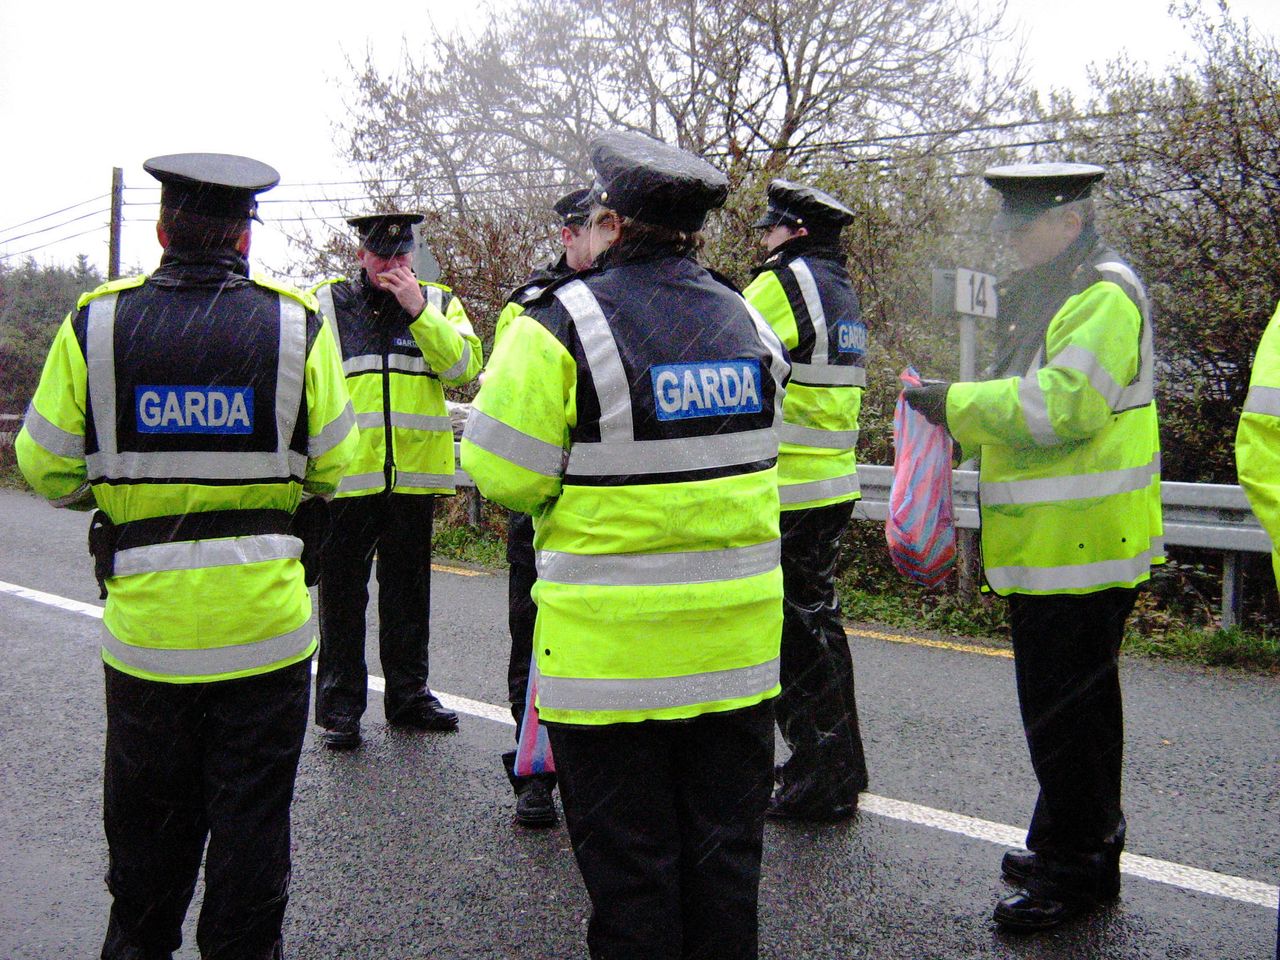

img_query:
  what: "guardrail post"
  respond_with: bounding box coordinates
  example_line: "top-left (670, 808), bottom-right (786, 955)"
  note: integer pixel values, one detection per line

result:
top-left (467, 488), bottom-right (482, 528)
top-left (1221, 551), bottom-right (1243, 630)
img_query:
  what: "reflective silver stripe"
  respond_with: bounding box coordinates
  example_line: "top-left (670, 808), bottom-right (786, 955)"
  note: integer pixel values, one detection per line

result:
top-left (779, 473), bottom-right (860, 505)
top-left (537, 539), bottom-right (780, 587)
top-left (86, 293), bottom-right (307, 481)
top-left (86, 293), bottom-right (119, 456)
top-left (789, 362), bottom-right (866, 387)
top-left (981, 454), bottom-right (1161, 506)
top-left (538, 658), bottom-right (779, 713)
top-left (396, 471), bottom-right (455, 489)
top-left (566, 428), bottom-right (778, 476)
top-left (778, 422), bottom-right (859, 450)
top-left (100, 619), bottom-right (314, 678)
top-left (22, 402), bottom-right (84, 458)
top-left (344, 354), bottom-right (382, 376)
top-left (425, 286), bottom-right (444, 313)
top-left (274, 298), bottom-right (306, 458)
top-left (436, 341), bottom-right (472, 381)
top-left (1018, 373), bottom-right (1061, 447)
top-left (310, 402), bottom-right (356, 458)
top-left (464, 409), bottom-right (566, 477)
top-left (114, 534), bottom-right (302, 576)
top-left (315, 283), bottom-right (343, 359)
top-left (1049, 344), bottom-right (1128, 409)
top-left (1089, 263), bottom-right (1156, 411)
top-left (337, 471), bottom-right (385, 493)
top-left (742, 299), bottom-right (790, 427)
top-left (1245, 385), bottom-right (1280, 417)
top-left (788, 260), bottom-right (828, 365)
top-left (356, 411), bottom-right (383, 430)
top-left (985, 541), bottom-right (1164, 593)
top-left (555, 280), bottom-right (633, 442)
top-left (389, 412), bottom-right (451, 432)
top-left (86, 450), bottom-right (310, 481)
top-left (388, 354), bottom-right (429, 375)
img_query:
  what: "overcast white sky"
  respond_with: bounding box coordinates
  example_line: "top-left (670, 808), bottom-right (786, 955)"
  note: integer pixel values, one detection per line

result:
top-left (1, 0), bottom-right (1276, 279)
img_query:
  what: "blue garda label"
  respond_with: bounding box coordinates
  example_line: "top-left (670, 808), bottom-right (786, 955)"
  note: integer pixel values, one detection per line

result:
top-left (836, 319), bottom-right (867, 356)
top-left (650, 360), bottom-right (762, 421)
top-left (135, 386), bottom-right (254, 434)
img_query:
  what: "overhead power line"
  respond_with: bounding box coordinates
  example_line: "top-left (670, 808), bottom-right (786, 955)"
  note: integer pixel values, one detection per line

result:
top-left (0, 193), bottom-right (109, 236)
top-left (0, 225), bottom-right (106, 262)
top-left (0, 208), bottom-right (111, 247)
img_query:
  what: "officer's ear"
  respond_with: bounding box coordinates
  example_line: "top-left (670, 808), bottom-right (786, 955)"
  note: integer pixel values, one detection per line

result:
top-left (235, 228), bottom-right (251, 256)
top-left (155, 221), bottom-right (170, 249)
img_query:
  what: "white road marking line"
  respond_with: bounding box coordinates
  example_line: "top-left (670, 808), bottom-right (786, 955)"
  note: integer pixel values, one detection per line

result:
top-left (3, 577), bottom-right (1274, 910)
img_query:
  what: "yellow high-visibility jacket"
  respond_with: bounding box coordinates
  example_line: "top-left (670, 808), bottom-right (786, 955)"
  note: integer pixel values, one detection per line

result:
top-left (18, 257), bottom-right (357, 682)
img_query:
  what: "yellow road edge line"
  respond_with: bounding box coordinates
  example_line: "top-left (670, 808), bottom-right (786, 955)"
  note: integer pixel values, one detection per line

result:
top-left (430, 562), bottom-right (487, 577)
top-left (846, 626), bottom-right (1013, 659)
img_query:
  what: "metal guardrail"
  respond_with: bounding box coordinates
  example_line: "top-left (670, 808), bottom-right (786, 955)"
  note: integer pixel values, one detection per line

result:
top-left (452, 441), bottom-right (1272, 628)
top-left (0, 413), bottom-right (21, 449)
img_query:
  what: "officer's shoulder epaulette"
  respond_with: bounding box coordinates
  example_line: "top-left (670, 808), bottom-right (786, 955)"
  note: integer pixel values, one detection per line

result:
top-left (310, 275), bottom-right (349, 293)
top-left (254, 275), bottom-right (321, 313)
top-left (705, 266), bottom-right (743, 295)
top-left (76, 274), bottom-right (147, 310)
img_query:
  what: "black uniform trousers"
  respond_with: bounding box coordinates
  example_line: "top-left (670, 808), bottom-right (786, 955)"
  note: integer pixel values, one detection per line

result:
top-left (501, 511), bottom-right (556, 791)
top-left (774, 500), bottom-right (869, 812)
top-left (546, 700), bottom-right (774, 960)
top-left (101, 658), bottom-right (310, 960)
top-left (1008, 587), bottom-right (1136, 900)
top-left (316, 491), bottom-right (435, 727)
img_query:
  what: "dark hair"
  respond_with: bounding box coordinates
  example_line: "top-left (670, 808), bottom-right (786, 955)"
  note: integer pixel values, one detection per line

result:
top-left (159, 206), bottom-right (250, 251)
top-left (610, 213), bottom-right (703, 257)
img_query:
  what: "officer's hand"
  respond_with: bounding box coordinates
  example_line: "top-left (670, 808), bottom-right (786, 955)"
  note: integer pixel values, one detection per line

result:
top-left (903, 382), bottom-right (951, 427)
top-left (377, 265), bottom-right (426, 318)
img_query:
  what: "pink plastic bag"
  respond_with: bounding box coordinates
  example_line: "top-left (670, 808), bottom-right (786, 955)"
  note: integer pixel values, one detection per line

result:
top-left (513, 664), bottom-right (555, 776)
top-left (886, 367), bottom-right (956, 588)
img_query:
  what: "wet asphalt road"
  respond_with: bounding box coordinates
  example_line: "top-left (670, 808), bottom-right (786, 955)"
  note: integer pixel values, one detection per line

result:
top-left (0, 486), bottom-right (1277, 959)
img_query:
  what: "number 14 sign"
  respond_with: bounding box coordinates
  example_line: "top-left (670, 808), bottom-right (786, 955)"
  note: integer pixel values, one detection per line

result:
top-left (954, 267), bottom-right (998, 319)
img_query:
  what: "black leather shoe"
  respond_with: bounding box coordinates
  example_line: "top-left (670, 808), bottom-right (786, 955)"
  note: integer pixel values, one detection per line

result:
top-left (390, 693), bottom-right (459, 731)
top-left (1001, 849), bottom-right (1120, 900)
top-left (514, 780), bottom-right (558, 828)
top-left (1001, 849), bottom-right (1035, 885)
top-left (765, 792), bottom-right (856, 823)
top-left (993, 891), bottom-right (1096, 931)
top-left (321, 722), bottom-right (361, 750)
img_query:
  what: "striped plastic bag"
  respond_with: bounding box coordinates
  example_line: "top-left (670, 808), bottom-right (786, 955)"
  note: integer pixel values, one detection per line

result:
top-left (513, 664), bottom-right (555, 776)
top-left (886, 367), bottom-right (956, 588)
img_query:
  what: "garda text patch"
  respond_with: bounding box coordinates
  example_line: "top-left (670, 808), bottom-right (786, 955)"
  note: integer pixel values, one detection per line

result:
top-left (136, 386), bottom-right (254, 434)
top-left (836, 318), bottom-right (867, 356)
top-left (651, 360), bottom-right (762, 421)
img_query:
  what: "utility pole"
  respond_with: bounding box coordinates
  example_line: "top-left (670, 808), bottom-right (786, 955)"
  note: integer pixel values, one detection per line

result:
top-left (108, 167), bottom-right (123, 280)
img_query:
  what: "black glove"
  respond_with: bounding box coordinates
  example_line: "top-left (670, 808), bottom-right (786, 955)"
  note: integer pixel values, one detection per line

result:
top-left (903, 382), bottom-right (951, 427)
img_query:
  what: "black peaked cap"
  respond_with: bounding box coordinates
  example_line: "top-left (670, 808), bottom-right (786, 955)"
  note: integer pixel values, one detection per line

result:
top-left (144, 153), bottom-right (279, 220)
top-left (346, 212), bottom-right (426, 256)
top-left (554, 188), bottom-right (591, 226)
top-left (983, 162), bottom-right (1105, 229)
top-left (752, 179), bottom-right (854, 231)
top-left (588, 131), bottom-right (728, 232)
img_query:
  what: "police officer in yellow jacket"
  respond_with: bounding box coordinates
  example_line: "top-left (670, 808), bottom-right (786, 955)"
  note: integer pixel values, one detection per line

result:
top-left (16, 153), bottom-right (358, 959)
top-left (743, 179), bottom-right (869, 822)
top-left (1234, 299), bottom-right (1280, 960)
top-left (462, 131), bottom-right (789, 960)
top-left (312, 213), bottom-right (482, 748)
top-left (498, 187), bottom-right (593, 827)
top-left (1236, 302), bottom-right (1280, 585)
top-left (905, 163), bottom-right (1162, 931)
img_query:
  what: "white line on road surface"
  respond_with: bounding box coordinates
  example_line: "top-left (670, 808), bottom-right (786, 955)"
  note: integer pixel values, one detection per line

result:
top-left (2, 577), bottom-right (1275, 911)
